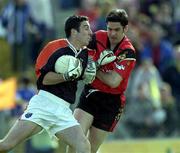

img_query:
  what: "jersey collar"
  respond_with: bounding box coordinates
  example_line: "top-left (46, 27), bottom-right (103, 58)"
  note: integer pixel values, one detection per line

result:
top-left (66, 39), bottom-right (82, 54)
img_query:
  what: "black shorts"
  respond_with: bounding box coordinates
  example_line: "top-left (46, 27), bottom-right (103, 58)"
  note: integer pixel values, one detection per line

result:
top-left (77, 86), bottom-right (125, 132)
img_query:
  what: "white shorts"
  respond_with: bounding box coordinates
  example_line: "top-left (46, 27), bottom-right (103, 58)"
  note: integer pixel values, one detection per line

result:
top-left (21, 90), bottom-right (79, 138)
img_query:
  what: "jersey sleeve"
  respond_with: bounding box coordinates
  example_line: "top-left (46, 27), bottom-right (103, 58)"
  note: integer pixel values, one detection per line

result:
top-left (114, 48), bottom-right (136, 79)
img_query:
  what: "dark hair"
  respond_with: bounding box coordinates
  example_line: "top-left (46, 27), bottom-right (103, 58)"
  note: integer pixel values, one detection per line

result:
top-left (106, 9), bottom-right (128, 27)
top-left (65, 15), bottom-right (89, 38)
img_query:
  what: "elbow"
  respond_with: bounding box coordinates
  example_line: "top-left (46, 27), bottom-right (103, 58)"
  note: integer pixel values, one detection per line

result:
top-left (42, 79), bottom-right (48, 85)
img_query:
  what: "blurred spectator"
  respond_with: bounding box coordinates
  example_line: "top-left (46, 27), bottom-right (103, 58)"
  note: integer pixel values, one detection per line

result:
top-left (0, 0), bottom-right (38, 73)
top-left (0, 19), bottom-right (6, 37)
top-left (116, 0), bottom-right (140, 21)
top-left (124, 83), bottom-right (166, 137)
top-left (17, 75), bottom-right (36, 99)
top-left (76, 0), bottom-right (99, 32)
top-left (11, 76), bottom-right (36, 117)
top-left (128, 13), bottom-right (152, 66)
top-left (95, 1), bottom-right (113, 30)
top-left (139, 0), bottom-right (162, 17)
top-left (140, 23), bottom-right (174, 74)
top-left (162, 44), bottom-right (180, 132)
top-left (152, 2), bottom-right (174, 40)
top-left (112, 57), bottom-right (166, 138)
top-left (172, 0), bottom-right (180, 37)
top-left (160, 82), bottom-right (177, 137)
top-left (27, 0), bottom-right (55, 64)
top-left (59, 0), bottom-right (80, 9)
top-left (130, 57), bottom-right (163, 109)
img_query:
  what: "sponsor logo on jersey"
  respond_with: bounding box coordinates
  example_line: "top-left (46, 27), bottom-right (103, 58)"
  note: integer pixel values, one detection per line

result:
top-left (115, 62), bottom-right (125, 70)
top-left (25, 113), bottom-right (33, 118)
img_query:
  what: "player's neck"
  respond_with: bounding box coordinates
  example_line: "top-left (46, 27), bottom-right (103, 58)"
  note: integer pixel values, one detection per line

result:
top-left (110, 35), bottom-right (124, 50)
top-left (68, 38), bottom-right (82, 52)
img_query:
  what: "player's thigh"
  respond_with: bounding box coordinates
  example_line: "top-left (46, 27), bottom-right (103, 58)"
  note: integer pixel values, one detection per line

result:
top-left (73, 108), bottom-right (93, 134)
top-left (2, 119), bottom-right (42, 145)
top-left (88, 126), bottom-right (109, 152)
top-left (55, 125), bottom-right (88, 149)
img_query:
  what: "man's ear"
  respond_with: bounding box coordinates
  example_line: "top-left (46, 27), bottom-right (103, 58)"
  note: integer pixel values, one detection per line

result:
top-left (71, 29), bottom-right (77, 36)
top-left (124, 25), bottom-right (128, 33)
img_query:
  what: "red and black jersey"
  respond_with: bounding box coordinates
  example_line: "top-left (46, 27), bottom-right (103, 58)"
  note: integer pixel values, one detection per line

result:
top-left (35, 39), bottom-right (88, 104)
top-left (88, 30), bottom-right (136, 94)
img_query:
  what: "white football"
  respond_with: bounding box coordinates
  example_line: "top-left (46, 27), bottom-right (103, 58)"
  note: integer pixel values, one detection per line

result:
top-left (54, 55), bottom-right (78, 73)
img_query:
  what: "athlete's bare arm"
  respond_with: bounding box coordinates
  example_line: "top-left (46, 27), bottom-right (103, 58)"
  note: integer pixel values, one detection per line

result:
top-left (43, 72), bottom-right (65, 85)
top-left (96, 70), bottom-right (122, 88)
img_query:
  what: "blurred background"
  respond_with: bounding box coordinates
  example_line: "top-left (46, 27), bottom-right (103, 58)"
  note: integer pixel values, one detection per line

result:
top-left (0, 0), bottom-right (180, 153)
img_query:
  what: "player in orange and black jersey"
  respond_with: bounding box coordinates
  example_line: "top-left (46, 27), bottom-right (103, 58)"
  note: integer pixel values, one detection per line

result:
top-left (68, 9), bottom-right (136, 153)
top-left (0, 15), bottom-right (93, 153)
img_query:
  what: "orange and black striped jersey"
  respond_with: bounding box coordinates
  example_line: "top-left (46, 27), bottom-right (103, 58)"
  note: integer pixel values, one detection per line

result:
top-left (35, 39), bottom-right (89, 104)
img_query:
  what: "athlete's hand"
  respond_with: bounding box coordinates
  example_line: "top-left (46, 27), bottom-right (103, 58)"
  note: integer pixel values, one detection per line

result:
top-left (83, 56), bottom-right (96, 84)
top-left (63, 58), bottom-right (82, 81)
top-left (96, 49), bottom-right (116, 68)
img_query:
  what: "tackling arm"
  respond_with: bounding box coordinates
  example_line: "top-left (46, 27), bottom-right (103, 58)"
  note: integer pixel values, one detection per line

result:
top-left (97, 47), bottom-right (136, 88)
top-left (82, 49), bottom-right (116, 84)
top-left (96, 70), bottom-right (123, 88)
top-left (96, 49), bottom-right (116, 67)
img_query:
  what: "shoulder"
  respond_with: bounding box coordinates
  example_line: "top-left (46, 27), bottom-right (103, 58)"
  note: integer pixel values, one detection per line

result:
top-left (47, 39), bottom-right (68, 48)
top-left (120, 36), bottom-right (136, 52)
top-left (36, 39), bottom-right (69, 65)
top-left (116, 48), bottom-right (136, 62)
top-left (117, 37), bottom-right (136, 61)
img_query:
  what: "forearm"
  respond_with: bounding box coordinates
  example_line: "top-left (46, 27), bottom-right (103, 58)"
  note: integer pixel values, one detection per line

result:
top-left (96, 70), bottom-right (122, 88)
top-left (42, 72), bottom-right (65, 85)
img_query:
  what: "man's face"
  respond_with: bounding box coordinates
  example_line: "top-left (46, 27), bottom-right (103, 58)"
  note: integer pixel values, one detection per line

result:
top-left (76, 21), bottom-right (92, 47)
top-left (107, 22), bottom-right (124, 45)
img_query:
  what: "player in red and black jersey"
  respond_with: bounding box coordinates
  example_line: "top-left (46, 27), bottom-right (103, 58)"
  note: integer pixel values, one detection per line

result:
top-left (68, 9), bottom-right (136, 153)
